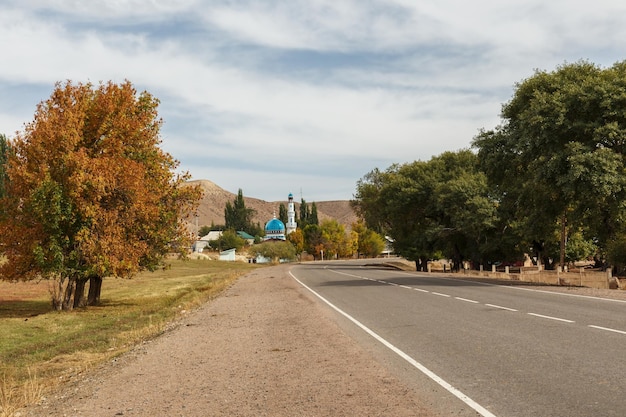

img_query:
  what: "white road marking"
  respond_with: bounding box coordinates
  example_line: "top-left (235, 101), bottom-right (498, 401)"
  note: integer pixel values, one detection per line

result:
top-left (485, 304), bottom-right (518, 312)
top-left (290, 271), bottom-right (498, 417)
top-left (527, 313), bottom-right (574, 323)
top-left (432, 292), bottom-right (451, 297)
top-left (588, 325), bottom-right (626, 335)
top-left (455, 297), bottom-right (480, 304)
top-left (413, 288), bottom-right (430, 293)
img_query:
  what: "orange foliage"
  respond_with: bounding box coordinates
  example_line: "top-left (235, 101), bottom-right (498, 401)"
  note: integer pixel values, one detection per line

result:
top-left (0, 81), bottom-right (201, 292)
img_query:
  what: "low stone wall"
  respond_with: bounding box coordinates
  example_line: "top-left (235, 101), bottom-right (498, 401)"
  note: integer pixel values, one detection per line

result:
top-left (453, 267), bottom-right (614, 289)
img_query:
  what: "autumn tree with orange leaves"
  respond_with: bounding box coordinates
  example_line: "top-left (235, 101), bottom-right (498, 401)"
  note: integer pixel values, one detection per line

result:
top-left (0, 81), bottom-right (201, 310)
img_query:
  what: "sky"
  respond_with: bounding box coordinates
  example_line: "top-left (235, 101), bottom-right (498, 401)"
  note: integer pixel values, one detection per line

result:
top-left (1, 1), bottom-right (625, 202)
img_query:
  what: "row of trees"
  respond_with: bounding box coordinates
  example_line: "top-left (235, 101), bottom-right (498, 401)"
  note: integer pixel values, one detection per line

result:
top-left (354, 60), bottom-right (626, 273)
top-left (0, 81), bottom-right (202, 310)
top-left (286, 219), bottom-right (385, 261)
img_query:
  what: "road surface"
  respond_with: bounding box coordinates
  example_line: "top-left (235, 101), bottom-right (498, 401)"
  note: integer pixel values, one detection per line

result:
top-left (290, 260), bottom-right (626, 417)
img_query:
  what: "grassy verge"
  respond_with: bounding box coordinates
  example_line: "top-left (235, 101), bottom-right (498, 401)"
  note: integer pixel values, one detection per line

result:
top-left (0, 258), bottom-right (262, 416)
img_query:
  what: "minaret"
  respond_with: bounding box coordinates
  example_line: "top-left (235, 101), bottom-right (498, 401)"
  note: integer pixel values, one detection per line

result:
top-left (286, 192), bottom-right (297, 235)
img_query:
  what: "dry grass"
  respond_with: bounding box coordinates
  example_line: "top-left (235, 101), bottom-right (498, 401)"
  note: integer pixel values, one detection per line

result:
top-left (0, 259), bottom-right (262, 416)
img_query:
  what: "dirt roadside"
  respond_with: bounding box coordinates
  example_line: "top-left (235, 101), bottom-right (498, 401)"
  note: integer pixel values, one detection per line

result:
top-left (20, 264), bottom-right (440, 417)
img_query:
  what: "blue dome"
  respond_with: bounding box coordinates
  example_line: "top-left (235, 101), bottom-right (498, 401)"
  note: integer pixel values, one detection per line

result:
top-left (265, 218), bottom-right (285, 232)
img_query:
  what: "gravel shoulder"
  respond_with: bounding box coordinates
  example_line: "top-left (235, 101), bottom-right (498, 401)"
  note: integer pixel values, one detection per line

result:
top-left (22, 264), bottom-right (438, 417)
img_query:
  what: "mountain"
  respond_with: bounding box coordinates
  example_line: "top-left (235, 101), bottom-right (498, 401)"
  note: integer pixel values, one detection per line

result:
top-left (185, 180), bottom-right (358, 232)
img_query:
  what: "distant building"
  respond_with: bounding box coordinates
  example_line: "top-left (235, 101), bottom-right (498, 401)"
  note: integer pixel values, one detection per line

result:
top-left (193, 230), bottom-right (222, 252)
top-left (264, 217), bottom-right (286, 241)
top-left (286, 192), bottom-right (297, 235)
top-left (193, 230), bottom-right (254, 252)
top-left (263, 193), bottom-right (298, 241)
top-left (236, 231), bottom-right (255, 245)
top-left (219, 248), bottom-right (236, 261)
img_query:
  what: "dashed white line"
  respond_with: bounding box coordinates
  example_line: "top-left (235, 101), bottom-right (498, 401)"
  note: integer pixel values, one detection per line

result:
top-left (455, 297), bottom-right (480, 304)
top-left (527, 313), bottom-right (574, 323)
top-left (413, 288), bottom-right (429, 293)
top-left (588, 325), bottom-right (626, 335)
top-left (485, 304), bottom-right (518, 312)
top-left (432, 292), bottom-right (451, 298)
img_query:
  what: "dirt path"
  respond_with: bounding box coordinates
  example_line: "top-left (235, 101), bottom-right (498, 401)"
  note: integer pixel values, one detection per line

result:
top-left (22, 265), bottom-right (439, 417)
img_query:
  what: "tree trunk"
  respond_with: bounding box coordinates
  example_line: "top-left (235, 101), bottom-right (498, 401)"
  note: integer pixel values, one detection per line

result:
top-left (51, 276), bottom-right (65, 311)
top-left (87, 275), bottom-right (103, 306)
top-left (61, 276), bottom-right (76, 311)
top-left (559, 213), bottom-right (567, 270)
top-left (452, 244), bottom-right (463, 272)
top-left (73, 278), bottom-right (89, 309)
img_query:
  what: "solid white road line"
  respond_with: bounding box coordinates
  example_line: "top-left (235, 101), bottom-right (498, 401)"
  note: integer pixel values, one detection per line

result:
top-left (588, 325), bottom-right (626, 335)
top-left (290, 271), bottom-right (498, 417)
top-left (527, 313), bottom-right (575, 323)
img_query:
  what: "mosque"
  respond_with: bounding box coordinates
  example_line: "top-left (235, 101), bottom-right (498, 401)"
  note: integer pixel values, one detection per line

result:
top-left (263, 193), bottom-right (297, 241)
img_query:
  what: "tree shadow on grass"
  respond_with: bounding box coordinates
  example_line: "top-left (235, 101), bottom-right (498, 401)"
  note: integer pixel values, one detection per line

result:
top-left (0, 299), bottom-right (51, 319)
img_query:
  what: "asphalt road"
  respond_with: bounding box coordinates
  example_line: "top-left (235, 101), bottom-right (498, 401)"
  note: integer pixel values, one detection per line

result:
top-left (290, 260), bottom-right (626, 417)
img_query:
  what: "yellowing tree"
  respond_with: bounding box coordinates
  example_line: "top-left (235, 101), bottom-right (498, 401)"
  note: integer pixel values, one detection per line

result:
top-left (320, 219), bottom-right (352, 259)
top-left (352, 220), bottom-right (385, 258)
top-left (0, 81), bottom-right (201, 310)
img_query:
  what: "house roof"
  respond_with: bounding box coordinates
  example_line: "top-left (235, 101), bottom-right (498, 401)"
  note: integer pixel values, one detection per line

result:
top-left (199, 231), bottom-right (223, 241)
top-left (237, 231), bottom-right (255, 240)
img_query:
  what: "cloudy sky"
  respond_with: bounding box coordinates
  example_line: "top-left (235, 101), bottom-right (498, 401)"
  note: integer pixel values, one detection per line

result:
top-left (1, 1), bottom-right (625, 202)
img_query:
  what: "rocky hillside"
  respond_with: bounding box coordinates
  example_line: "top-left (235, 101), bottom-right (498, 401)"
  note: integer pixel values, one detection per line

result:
top-left (185, 180), bottom-right (358, 232)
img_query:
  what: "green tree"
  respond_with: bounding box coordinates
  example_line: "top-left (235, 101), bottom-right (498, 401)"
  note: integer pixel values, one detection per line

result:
top-left (198, 225), bottom-right (213, 237)
top-left (210, 229), bottom-right (246, 251)
top-left (0, 81), bottom-right (201, 310)
top-left (473, 60), bottom-right (626, 269)
top-left (224, 189), bottom-right (257, 234)
top-left (303, 223), bottom-right (323, 259)
top-left (310, 202), bottom-right (319, 225)
top-left (224, 188), bottom-right (256, 234)
top-left (249, 240), bottom-right (296, 264)
top-left (354, 150), bottom-right (498, 270)
top-left (278, 203), bottom-right (288, 225)
top-left (299, 198), bottom-right (310, 228)
top-left (351, 167), bottom-right (392, 236)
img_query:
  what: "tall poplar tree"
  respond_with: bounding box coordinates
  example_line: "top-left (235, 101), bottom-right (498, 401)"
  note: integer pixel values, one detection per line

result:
top-left (224, 189), bottom-right (256, 234)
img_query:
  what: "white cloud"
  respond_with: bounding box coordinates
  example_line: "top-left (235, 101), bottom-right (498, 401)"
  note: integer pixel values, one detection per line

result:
top-left (11, 0), bottom-right (199, 20)
top-left (1, 0), bottom-right (626, 200)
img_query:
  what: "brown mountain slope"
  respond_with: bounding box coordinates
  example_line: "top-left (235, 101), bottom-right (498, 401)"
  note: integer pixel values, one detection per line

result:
top-left (186, 180), bottom-right (358, 232)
